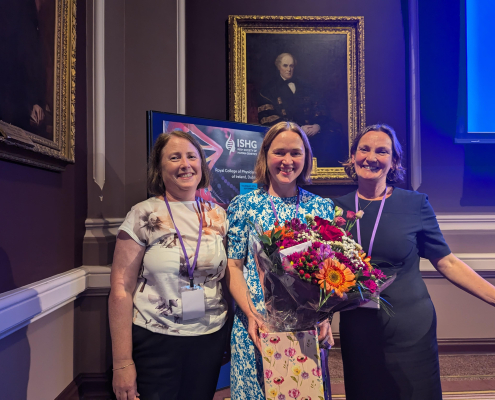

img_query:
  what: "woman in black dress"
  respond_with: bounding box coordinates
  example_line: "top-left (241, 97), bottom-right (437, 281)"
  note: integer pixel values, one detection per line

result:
top-left (333, 124), bottom-right (495, 400)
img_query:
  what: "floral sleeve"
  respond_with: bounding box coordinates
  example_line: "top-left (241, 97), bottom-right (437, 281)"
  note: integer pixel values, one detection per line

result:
top-left (118, 205), bottom-right (149, 247)
top-left (227, 195), bottom-right (249, 260)
top-left (318, 197), bottom-right (335, 221)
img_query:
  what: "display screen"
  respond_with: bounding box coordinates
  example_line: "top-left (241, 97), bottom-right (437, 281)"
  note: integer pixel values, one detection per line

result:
top-left (147, 111), bottom-right (267, 206)
top-left (457, 0), bottom-right (495, 142)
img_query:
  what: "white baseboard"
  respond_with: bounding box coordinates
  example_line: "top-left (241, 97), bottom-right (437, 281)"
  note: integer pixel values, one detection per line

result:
top-left (0, 266), bottom-right (111, 340)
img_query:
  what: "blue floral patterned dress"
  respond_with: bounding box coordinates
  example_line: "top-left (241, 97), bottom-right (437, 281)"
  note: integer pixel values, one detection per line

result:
top-left (227, 187), bottom-right (335, 400)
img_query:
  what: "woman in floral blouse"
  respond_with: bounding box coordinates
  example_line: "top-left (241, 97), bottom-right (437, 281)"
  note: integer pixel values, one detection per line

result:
top-left (109, 130), bottom-right (229, 400)
top-left (226, 121), bottom-right (335, 399)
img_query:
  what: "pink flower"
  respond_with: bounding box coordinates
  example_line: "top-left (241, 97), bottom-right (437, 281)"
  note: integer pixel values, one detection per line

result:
top-left (364, 279), bottom-right (378, 293)
top-left (278, 395), bottom-right (286, 400)
top-left (312, 367), bottom-right (322, 377)
top-left (273, 377), bottom-right (285, 385)
top-left (301, 372), bottom-right (310, 380)
top-left (270, 336), bottom-right (281, 344)
top-left (301, 397), bottom-right (312, 400)
top-left (265, 369), bottom-right (273, 379)
top-left (373, 269), bottom-right (386, 280)
top-left (260, 332), bottom-right (269, 339)
top-left (346, 210), bottom-right (356, 220)
top-left (334, 216), bottom-right (346, 227)
top-left (308, 330), bottom-right (317, 336)
top-left (356, 210), bottom-right (365, 219)
top-left (288, 388), bottom-right (300, 399)
top-left (274, 352), bottom-right (282, 360)
top-left (284, 347), bottom-right (296, 357)
top-left (296, 355), bottom-right (308, 363)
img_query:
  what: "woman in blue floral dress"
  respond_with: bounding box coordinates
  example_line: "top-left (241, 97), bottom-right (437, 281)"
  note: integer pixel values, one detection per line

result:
top-left (226, 121), bottom-right (335, 399)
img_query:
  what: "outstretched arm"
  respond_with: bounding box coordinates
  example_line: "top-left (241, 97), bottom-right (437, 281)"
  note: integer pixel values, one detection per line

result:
top-left (430, 253), bottom-right (495, 306)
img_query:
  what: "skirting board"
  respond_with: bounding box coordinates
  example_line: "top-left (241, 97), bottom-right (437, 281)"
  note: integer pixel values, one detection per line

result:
top-left (55, 373), bottom-right (111, 400)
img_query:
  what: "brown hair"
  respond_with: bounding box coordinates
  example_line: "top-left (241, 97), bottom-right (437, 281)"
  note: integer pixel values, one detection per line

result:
top-left (254, 121), bottom-right (313, 186)
top-left (342, 123), bottom-right (405, 183)
top-left (147, 130), bottom-right (210, 196)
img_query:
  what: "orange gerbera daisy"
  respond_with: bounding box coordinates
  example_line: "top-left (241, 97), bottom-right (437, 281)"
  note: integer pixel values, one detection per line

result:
top-left (315, 259), bottom-right (356, 298)
top-left (358, 252), bottom-right (372, 271)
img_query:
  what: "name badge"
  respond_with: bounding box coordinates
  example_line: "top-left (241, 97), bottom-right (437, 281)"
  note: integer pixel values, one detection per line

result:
top-left (180, 285), bottom-right (206, 320)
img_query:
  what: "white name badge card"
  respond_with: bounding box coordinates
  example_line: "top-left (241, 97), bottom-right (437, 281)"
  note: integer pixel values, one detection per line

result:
top-left (180, 285), bottom-right (206, 321)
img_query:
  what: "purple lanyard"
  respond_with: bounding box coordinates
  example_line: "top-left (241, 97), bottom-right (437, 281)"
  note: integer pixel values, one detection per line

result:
top-left (164, 196), bottom-right (203, 288)
top-left (269, 189), bottom-right (300, 223)
top-left (354, 187), bottom-right (387, 257)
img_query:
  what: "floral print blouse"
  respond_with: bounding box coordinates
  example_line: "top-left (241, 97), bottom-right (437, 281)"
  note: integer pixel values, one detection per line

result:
top-left (119, 197), bottom-right (228, 336)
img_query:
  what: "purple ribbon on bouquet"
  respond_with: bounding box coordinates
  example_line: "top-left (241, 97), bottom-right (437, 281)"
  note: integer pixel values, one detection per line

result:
top-left (320, 348), bottom-right (332, 400)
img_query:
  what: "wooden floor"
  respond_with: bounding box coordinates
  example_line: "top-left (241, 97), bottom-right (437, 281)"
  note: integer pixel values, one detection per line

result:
top-left (214, 351), bottom-right (495, 400)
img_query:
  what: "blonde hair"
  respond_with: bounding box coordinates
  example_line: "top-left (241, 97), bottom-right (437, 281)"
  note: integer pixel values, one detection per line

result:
top-left (254, 121), bottom-right (313, 186)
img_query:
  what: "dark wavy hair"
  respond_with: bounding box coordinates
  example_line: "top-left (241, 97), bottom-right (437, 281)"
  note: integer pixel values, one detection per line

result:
top-left (254, 121), bottom-right (313, 186)
top-left (342, 123), bottom-right (406, 183)
top-left (147, 130), bottom-right (210, 196)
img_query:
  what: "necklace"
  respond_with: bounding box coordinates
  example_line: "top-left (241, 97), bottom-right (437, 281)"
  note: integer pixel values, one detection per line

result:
top-left (358, 198), bottom-right (373, 211)
top-left (357, 187), bottom-right (391, 212)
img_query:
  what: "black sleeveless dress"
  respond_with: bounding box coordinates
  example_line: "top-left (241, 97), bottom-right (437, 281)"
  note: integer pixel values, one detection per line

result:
top-left (333, 188), bottom-right (451, 400)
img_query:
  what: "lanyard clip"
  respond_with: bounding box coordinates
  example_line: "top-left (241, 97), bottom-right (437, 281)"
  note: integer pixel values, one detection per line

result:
top-left (189, 278), bottom-right (194, 288)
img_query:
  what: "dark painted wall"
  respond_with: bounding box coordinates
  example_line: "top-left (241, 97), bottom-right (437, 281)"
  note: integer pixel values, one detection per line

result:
top-left (186, 0), bottom-right (408, 199)
top-left (0, 0), bottom-right (87, 294)
top-left (418, 0), bottom-right (495, 212)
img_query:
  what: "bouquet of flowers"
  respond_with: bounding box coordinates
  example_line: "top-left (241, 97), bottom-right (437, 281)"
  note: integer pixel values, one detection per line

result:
top-left (249, 206), bottom-right (395, 332)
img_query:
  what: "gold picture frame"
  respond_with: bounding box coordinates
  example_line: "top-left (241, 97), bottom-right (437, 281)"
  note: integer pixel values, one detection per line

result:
top-left (228, 15), bottom-right (365, 184)
top-left (0, 0), bottom-right (76, 172)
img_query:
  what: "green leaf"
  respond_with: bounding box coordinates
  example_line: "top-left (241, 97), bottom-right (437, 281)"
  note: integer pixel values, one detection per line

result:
top-left (263, 357), bottom-right (271, 363)
top-left (291, 376), bottom-right (298, 383)
top-left (261, 236), bottom-right (272, 245)
top-left (319, 397), bottom-right (325, 400)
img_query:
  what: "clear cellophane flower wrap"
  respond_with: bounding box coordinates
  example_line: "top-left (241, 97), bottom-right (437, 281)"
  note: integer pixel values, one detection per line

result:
top-left (247, 214), bottom-right (396, 400)
top-left (250, 238), bottom-right (384, 333)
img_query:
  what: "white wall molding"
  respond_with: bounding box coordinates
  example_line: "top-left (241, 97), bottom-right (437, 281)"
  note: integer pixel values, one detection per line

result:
top-left (420, 253), bottom-right (495, 272)
top-left (436, 214), bottom-right (495, 231)
top-left (84, 217), bottom-right (125, 239)
top-left (0, 266), bottom-right (111, 341)
top-left (93, 0), bottom-right (106, 191)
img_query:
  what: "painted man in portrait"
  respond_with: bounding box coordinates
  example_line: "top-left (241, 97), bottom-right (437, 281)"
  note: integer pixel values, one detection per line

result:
top-left (0, 0), bottom-right (55, 140)
top-left (257, 52), bottom-right (344, 164)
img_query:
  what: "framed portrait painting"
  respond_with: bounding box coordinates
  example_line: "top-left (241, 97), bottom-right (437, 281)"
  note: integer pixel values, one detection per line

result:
top-left (0, 0), bottom-right (76, 171)
top-left (229, 15), bottom-right (365, 184)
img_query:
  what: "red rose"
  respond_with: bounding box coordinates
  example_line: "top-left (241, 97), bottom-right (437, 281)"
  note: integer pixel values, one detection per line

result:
top-left (319, 224), bottom-right (344, 242)
top-left (314, 216), bottom-right (330, 228)
top-left (304, 273), bottom-right (310, 279)
top-left (299, 269), bottom-right (305, 275)
top-left (346, 210), bottom-right (356, 220)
